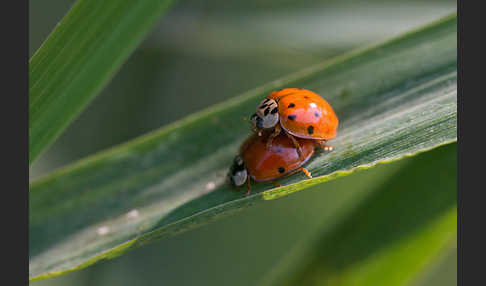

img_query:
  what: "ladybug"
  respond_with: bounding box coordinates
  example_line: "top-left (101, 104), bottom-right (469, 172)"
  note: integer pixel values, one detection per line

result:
top-left (228, 132), bottom-right (315, 196)
top-left (249, 88), bottom-right (338, 155)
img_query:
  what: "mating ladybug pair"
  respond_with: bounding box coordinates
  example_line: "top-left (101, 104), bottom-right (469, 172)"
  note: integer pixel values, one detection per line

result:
top-left (228, 88), bottom-right (339, 196)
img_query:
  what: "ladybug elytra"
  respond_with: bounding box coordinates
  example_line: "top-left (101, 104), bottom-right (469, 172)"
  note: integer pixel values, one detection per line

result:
top-left (249, 88), bottom-right (338, 155)
top-left (228, 132), bottom-right (315, 196)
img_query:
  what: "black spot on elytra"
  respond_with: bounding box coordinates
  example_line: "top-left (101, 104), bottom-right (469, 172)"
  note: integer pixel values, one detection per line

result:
top-left (264, 107), bottom-right (270, 116)
top-left (278, 167), bottom-right (285, 173)
top-left (314, 112), bottom-right (319, 118)
top-left (271, 107), bottom-right (278, 114)
top-left (304, 96), bottom-right (309, 99)
top-left (260, 103), bottom-right (268, 109)
top-left (307, 125), bottom-right (314, 134)
top-left (288, 103), bottom-right (295, 108)
top-left (288, 115), bottom-right (296, 120)
top-left (263, 98), bottom-right (270, 103)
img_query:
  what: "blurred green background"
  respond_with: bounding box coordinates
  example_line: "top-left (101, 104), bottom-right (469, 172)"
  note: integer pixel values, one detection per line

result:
top-left (30, 0), bottom-right (456, 285)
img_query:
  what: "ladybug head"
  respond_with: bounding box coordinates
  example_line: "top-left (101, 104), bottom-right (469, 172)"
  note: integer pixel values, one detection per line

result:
top-left (250, 98), bottom-right (279, 133)
top-left (228, 156), bottom-right (248, 187)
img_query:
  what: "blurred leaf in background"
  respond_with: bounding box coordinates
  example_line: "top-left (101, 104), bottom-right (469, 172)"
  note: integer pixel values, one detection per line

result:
top-left (29, 0), bottom-right (175, 164)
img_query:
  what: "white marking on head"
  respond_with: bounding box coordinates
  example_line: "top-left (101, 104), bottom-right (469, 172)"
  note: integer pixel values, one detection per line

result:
top-left (231, 170), bottom-right (248, 187)
top-left (229, 156), bottom-right (248, 187)
top-left (254, 98), bottom-right (279, 129)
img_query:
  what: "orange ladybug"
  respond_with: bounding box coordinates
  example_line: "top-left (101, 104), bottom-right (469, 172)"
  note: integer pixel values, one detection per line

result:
top-left (249, 88), bottom-right (338, 154)
top-left (228, 132), bottom-right (315, 196)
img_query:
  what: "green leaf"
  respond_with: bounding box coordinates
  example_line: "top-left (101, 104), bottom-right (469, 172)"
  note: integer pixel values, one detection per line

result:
top-left (29, 0), bottom-right (175, 164)
top-left (260, 143), bottom-right (457, 286)
top-left (29, 14), bottom-right (457, 281)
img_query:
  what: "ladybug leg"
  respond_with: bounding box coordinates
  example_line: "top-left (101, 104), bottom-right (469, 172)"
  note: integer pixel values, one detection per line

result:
top-left (283, 132), bottom-right (304, 159)
top-left (299, 167), bottom-right (312, 179)
top-left (244, 179), bottom-right (252, 197)
top-left (316, 140), bottom-right (334, 152)
top-left (271, 181), bottom-right (281, 188)
top-left (266, 125), bottom-right (282, 149)
top-left (242, 116), bottom-right (262, 135)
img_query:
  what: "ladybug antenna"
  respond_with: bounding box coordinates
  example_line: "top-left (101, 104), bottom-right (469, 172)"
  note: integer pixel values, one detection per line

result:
top-left (242, 116), bottom-right (254, 128)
